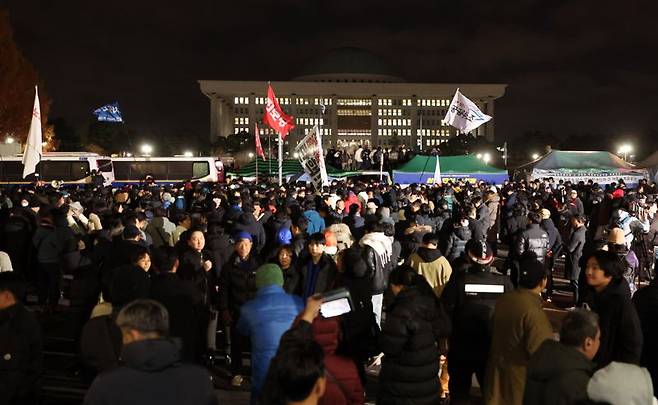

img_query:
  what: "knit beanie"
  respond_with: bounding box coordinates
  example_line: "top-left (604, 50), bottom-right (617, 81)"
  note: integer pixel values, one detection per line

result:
top-left (255, 264), bottom-right (284, 289)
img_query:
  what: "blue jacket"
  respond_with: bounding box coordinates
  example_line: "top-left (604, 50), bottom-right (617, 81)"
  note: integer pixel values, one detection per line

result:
top-left (237, 285), bottom-right (303, 395)
top-left (304, 210), bottom-right (326, 235)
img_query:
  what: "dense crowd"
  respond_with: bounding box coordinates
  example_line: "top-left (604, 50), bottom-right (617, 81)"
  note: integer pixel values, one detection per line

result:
top-left (1, 175), bottom-right (658, 404)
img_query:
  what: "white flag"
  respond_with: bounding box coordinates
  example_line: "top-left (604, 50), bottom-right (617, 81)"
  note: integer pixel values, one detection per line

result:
top-left (442, 88), bottom-right (492, 133)
top-left (22, 86), bottom-right (43, 179)
top-left (433, 155), bottom-right (441, 185)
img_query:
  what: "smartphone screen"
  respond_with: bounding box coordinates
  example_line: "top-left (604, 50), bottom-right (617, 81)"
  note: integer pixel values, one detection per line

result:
top-left (320, 297), bottom-right (352, 318)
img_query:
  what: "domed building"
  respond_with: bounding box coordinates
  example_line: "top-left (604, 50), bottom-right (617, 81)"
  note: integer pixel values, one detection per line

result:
top-left (199, 47), bottom-right (506, 150)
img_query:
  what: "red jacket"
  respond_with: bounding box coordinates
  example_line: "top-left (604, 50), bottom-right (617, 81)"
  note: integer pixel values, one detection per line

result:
top-left (312, 318), bottom-right (365, 405)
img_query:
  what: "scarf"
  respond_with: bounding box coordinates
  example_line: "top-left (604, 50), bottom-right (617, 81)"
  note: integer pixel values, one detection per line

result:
top-left (359, 231), bottom-right (392, 267)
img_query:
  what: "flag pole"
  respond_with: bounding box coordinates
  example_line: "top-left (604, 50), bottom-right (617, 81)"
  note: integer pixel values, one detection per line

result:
top-left (278, 133), bottom-right (283, 186)
top-left (255, 154), bottom-right (258, 185)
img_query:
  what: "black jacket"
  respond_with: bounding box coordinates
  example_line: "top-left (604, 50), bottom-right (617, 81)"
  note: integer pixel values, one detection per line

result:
top-left (83, 339), bottom-right (217, 405)
top-left (178, 249), bottom-right (214, 306)
top-left (445, 226), bottom-right (472, 262)
top-left (0, 303), bottom-right (42, 404)
top-left (633, 280), bottom-right (658, 394)
top-left (151, 273), bottom-right (203, 362)
top-left (110, 265), bottom-right (151, 308)
top-left (582, 278), bottom-right (643, 368)
top-left (566, 226), bottom-right (586, 280)
top-left (233, 212), bottom-right (266, 254)
top-left (516, 223), bottom-right (549, 263)
top-left (540, 218), bottom-right (562, 254)
top-left (523, 339), bottom-right (595, 405)
top-left (441, 264), bottom-right (513, 361)
top-left (378, 286), bottom-right (451, 405)
top-left (295, 254), bottom-right (338, 299)
top-left (218, 252), bottom-right (259, 317)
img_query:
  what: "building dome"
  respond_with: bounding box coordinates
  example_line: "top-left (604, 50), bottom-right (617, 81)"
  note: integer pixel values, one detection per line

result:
top-left (293, 47), bottom-right (404, 83)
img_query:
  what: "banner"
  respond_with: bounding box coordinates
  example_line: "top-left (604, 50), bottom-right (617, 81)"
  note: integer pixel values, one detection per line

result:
top-left (22, 86), bottom-right (42, 179)
top-left (263, 84), bottom-right (295, 139)
top-left (530, 168), bottom-right (648, 186)
top-left (93, 102), bottom-right (123, 122)
top-left (254, 122), bottom-right (266, 160)
top-left (295, 125), bottom-right (328, 190)
top-left (442, 88), bottom-right (492, 133)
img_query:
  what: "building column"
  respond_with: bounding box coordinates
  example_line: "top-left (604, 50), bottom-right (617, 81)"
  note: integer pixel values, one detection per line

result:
top-left (210, 96), bottom-right (219, 142)
top-left (485, 100), bottom-right (495, 142)
top-left (330, 95), bottom-right (338, 146)
top-left (411, 95), bottom-right (418, 149)
top-left (370, 95), bottom-right (378, 147)
top-left (248, 93), bottom-right (256, 134)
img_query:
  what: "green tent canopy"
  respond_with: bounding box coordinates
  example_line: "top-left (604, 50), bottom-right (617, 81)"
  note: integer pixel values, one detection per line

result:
top-left (516, 150), bottom-right (648, 185)
top-left (393, 154), bottom-right (508, 184)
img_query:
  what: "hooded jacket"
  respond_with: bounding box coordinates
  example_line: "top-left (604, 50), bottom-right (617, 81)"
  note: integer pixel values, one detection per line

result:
top-left (359, 232), bottom-right (393, 295)
top-left (304, 209), bottom-right (326, 235)
top-left (523, 339), bottom-right (595, 405)
top-left (83, 339), bottom-right (217, 405)
top-left (378, 285), bottom-right (450, 405)
top-left (407, 247), bottom-right (452, 297)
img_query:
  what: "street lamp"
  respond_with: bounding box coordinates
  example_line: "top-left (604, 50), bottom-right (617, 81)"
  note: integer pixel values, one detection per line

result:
top-left (531, 153), bottom-right (540, 160)
top-left (248, 152), bottom-right (255, 159)
top-left (482, 153), bottom-right (491, 164)
top-left (476, 153), bottom-right (483, 159)
top-left (617, 144), bottom-right (632, 161)
top-left (293, 152), bottom-right (299, 159)
top-left (141, 144), bottom-right (153, 156)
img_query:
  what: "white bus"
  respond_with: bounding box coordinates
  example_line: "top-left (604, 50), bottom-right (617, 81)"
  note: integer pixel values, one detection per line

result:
top-left (0, 152), bottom-right (114, 185)
top-left (112, 156), bottom-right (225, 184)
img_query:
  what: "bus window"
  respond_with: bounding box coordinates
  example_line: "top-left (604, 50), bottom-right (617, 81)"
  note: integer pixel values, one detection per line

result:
top-left (131, 162), bottom-right (167, 179)
top-left (97, 159), bottom-right (113, 172)
top-left (167, 161), bottom-right (193, 179)
top-left (39, 161), bottom-right (70, 181)
top-left (192, 162), bottom-right (210, 179)
top-left (70, 162), bottom-right (90, 180)
top-left (113, 161), bottom-right (130, 180)
top-left (3, 162), bottom-right (24, 182)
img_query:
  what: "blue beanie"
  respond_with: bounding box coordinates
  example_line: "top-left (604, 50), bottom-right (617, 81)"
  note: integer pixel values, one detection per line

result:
top-left (276, 227), bottom-right (293, 245)
top-left (234, 231), bottom-right (252, 242)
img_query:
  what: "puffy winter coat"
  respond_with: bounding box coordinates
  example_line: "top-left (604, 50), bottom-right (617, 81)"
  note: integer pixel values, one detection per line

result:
top-left (237, 285), bottom-right (303, 396)
top-left (218, 253), bottom-right (260, 317)
top-left (445, 226), bottom-right (472, 262)
top-left (378, 286), bottom-right (450, 405)
top-left (304, 209), bottom-right (326, 235)
top-left (312, 318), bottom-right (365, 405)
top-left (516, 224), bottom-right (549, 263)
top-left (83, 339), bottom-right (217, 405)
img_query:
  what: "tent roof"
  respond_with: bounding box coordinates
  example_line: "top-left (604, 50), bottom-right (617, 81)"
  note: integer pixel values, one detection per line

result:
top-left (395, 154), bottom-right (506, 174)
top-left (639, 150), bottom-right (658, 168)
top-left (519, 150), bottom-right (634, 170)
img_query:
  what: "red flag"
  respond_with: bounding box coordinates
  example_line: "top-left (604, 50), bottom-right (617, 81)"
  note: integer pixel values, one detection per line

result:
top-left (254, 122), bottom-right (266, 160)
top-left (263, 84), bottom-right (295, 139)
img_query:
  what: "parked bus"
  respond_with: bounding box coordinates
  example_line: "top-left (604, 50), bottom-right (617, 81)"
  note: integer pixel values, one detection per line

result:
top-left (0, 152), bottom-right (114, 185)
top-left (112, 156), bottom-right (225, 184)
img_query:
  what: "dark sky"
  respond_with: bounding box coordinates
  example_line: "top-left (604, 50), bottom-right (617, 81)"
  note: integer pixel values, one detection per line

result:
top-left (6, 0), bottom-right (658, 152)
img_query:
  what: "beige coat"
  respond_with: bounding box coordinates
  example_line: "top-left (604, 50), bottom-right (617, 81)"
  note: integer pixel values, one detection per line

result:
top-left (484, 288), bottom-right (553, 405)
top-left (406, 251), bottom-right (452, 297)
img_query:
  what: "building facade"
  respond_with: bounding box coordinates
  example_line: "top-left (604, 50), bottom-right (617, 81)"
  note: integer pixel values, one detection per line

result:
top-left (199, 48), bottom-right (506, 151)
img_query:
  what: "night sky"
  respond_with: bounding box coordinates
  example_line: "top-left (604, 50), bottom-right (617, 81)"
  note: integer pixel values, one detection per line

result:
top-left (6, 0), bottom-right (658, 153)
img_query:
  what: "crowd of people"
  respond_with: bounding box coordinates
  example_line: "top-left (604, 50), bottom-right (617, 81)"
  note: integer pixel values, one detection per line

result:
top-left (1, 175), bottom-right (658, 404)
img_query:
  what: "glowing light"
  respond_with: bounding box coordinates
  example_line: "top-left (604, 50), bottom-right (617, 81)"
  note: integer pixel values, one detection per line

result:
top-left (140, 144), bottom-right (153, 155)
top-left (531, 153), bottom-right (540, 160)
top-left (183, 151), bottom-right (193, 157)
top-left (482, 153), bottom-right (491, 164)
top-left (248, 152), bottom-right (254, 158)
top-left (293, 152), bottom-right (299, 159)
top-left (6, 137), bottom-right (14, 144)
top-left (476, 153), bottom-right (483, 159)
